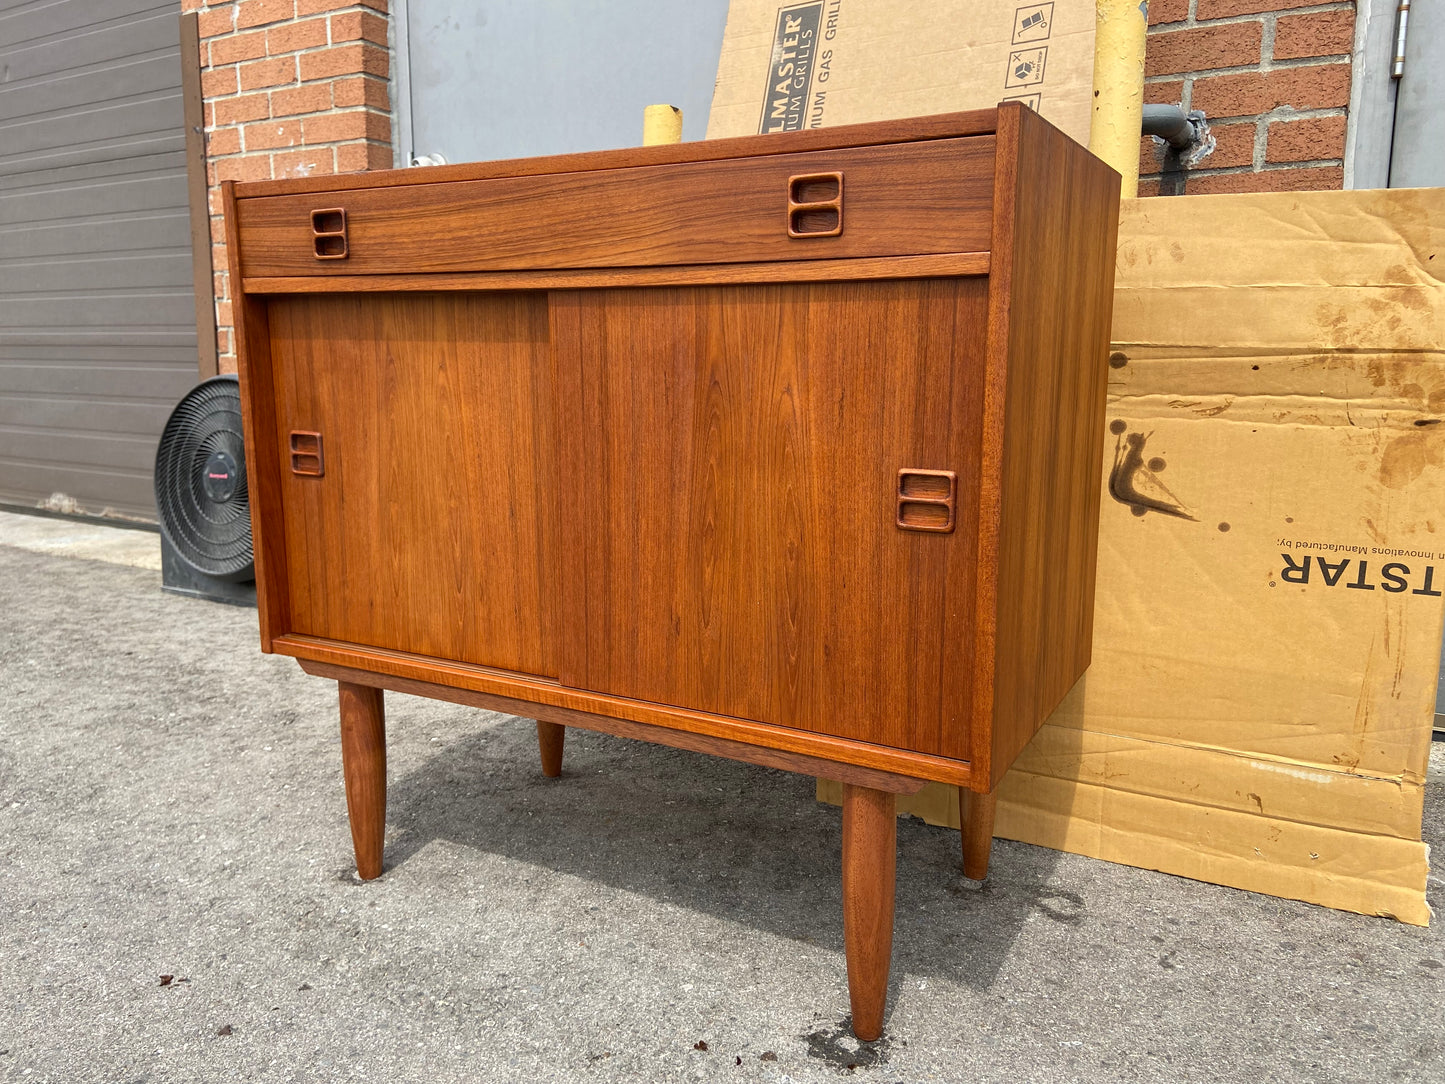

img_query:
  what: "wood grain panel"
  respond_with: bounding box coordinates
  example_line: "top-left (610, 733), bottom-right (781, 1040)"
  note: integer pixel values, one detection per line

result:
top-left (275, 631), bottom-right (972, 784)
top-left (225, 181), bottom-right (289, 650)
top-left (235, 138), bottom-right (996, 278)
top-left (241, 251), bottom-right (991, 296)
top-left (234, 108), bottom-right (1002, 199)
top-left (558, 279), bottom-right (987, 754)
top-left (268, 293), bottom-right (559, 676)
top-left (978, 104), bottom-right (1121, 789)
top-left (300, 658), bottom-right (931, 795)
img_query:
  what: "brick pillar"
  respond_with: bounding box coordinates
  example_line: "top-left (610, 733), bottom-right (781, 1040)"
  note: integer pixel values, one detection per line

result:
top-left (1140, 0), bottom-right (1354, 196)
top-left (181, 0), bottom-right (393, 373)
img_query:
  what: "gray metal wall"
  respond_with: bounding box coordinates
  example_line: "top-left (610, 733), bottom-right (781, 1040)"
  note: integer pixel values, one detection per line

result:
top-left (1389, 0), bottom-right (1444, 187)
top-left (1347, 0), bottom-right (1445, 189)
top-left (0, 0), bottom-right (200, 521)
top-left (398, 0), bottom-right (732, 165)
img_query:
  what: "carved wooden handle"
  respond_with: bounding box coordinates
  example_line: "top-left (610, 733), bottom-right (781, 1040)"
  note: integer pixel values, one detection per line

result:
top-left (311, 208), bottom-right (348, 259)
top-left (289, 430), bottom-right (324, 476)
top-left (787, 172), bottom-right (843, 238)
top-left (896, 469), bottom-right (955, 533)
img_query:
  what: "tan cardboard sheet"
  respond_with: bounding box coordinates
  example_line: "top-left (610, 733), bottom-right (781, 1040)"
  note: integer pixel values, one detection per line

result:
top-left (707, 0), bottom-right (1094, 145)
top-left (827, 188), bottom-right (1445, 926)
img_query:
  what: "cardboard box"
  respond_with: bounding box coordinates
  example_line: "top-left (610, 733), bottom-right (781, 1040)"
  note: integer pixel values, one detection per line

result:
top-left (706, 0), bottom-right (1094, 145)
top-left (822, 188), bottom-right (1445, 926)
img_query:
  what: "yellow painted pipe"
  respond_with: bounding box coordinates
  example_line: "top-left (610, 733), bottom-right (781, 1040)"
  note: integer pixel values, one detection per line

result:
top-left (643, 104), bottom-right (683, 147)
top-left (1090, 0), bottom-right (1148, 198)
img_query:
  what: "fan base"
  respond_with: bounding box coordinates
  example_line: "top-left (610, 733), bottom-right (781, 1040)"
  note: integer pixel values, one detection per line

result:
top-left (161, 533), bottom-right (256, 607)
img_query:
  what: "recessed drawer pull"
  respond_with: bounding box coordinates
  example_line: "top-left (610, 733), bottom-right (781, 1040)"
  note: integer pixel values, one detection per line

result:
top-left (787, 171), bottom-right (844, 238)
top-left (311, 208), bottom-right (348, 259)
top-left (289, 430), bottom-right (325, 476)
top-left (896, 468), bottom-right (956, 533)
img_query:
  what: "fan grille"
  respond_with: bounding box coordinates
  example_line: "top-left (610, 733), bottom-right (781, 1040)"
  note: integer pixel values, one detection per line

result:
top-left (154, 376), bottom-right (254, 582)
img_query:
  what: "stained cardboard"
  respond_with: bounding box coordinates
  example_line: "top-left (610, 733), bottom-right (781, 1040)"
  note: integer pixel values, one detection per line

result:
top-left (706, 0), bottom-right (1094, 144)
top-left (824, 188), bottom-right (1444, 926)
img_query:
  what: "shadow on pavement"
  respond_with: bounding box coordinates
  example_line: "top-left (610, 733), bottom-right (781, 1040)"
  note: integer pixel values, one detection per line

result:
top-left (383, 704), bottom-right (1071, 993)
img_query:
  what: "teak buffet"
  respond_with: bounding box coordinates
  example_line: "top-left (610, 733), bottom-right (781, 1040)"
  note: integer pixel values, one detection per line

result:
top-left (224, 104), bottom-right (1120, 1040)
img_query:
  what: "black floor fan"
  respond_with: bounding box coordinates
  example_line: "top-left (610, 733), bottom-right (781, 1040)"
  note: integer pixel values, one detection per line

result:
top-left (154, 374), bottom-right (256, 605)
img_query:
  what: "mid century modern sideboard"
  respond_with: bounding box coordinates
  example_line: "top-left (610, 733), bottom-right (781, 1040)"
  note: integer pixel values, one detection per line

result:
top-left (224, 103), bottom-right (1120, 1041)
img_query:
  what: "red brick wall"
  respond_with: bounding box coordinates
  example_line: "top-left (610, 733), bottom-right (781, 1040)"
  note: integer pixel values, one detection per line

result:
top-left (1141, 0), bottom-right (1354, 195)
top-left (181, 0), bottom-right (393, 373)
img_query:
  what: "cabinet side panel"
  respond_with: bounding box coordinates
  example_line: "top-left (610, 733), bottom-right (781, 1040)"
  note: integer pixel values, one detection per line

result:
top-left (268, 293), bottom-right (559, 677)
top-left (988, 107), bottom-right (1122, 788)
top-left (573, 280), bottom-right (982, 755)
top-left (225, 181), bottom-right (288, 649)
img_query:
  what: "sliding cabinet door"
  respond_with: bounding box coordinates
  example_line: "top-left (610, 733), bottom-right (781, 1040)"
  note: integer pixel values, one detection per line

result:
top-left (554, 279), bottom-right (988, 756)
top-left (268, 292), bottom-right (560, 677)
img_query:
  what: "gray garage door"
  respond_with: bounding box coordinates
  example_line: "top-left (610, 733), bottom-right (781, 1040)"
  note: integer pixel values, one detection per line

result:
top-left (0, 0), bottom-right (200, 521)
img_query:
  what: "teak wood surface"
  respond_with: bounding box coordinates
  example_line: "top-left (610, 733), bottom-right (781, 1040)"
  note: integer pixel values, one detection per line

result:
top-left (268, 292), bottom-right (559, 677)
top-left (337, 682), bottom-right (385, 880)
top-left (225, 105), bottom-right (1120, 1040)
top-left (842, 784), bottom-right (898, 1042)
top-left (235, 138), bottom-right (997, 278)
top-left (555, 279), bottom-right (987, 756)
top-left (240, 250), bottom-right (991, 296)
top-left (301, 659), bottom-right (929, 796)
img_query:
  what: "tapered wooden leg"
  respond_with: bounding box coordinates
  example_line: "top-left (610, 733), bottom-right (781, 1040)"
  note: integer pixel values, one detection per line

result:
top-left (841, 784), bottom-right (896, 1043)
top-left (959, 786), bottom-right (998, 881)
top-left (338, 681), bottom-right (386, 880)
top-left (537, 720), bottom-right (565, 777)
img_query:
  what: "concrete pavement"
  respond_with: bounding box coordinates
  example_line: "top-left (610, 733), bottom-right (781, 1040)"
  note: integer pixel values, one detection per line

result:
top-left (0, 509), bottom-right (160, 571)
top-left (0, 534), bottom-right (1441, 1083)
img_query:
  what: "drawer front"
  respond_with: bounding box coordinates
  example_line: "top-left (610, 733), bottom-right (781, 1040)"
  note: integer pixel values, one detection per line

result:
top-left (236, 136), bottom-right (996, 277)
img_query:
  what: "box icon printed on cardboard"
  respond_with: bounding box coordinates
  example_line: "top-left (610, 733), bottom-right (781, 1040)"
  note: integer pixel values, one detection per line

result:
top-left (709, 0), bottom-right (1094, 144)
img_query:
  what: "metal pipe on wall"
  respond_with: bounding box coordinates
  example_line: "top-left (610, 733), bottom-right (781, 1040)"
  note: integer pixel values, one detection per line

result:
top-left (1142, 104), bottom-right (1208, 150)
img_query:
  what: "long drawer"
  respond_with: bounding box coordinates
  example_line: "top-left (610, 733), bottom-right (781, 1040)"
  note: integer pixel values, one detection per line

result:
top-left (234, 136), bottom-right (997, 277)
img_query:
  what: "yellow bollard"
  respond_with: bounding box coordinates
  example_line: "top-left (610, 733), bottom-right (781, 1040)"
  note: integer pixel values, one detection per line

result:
top-left (642, 104), bottom-right (683, 147)
top-left (1089, 0), bottom-right (1148, 198)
